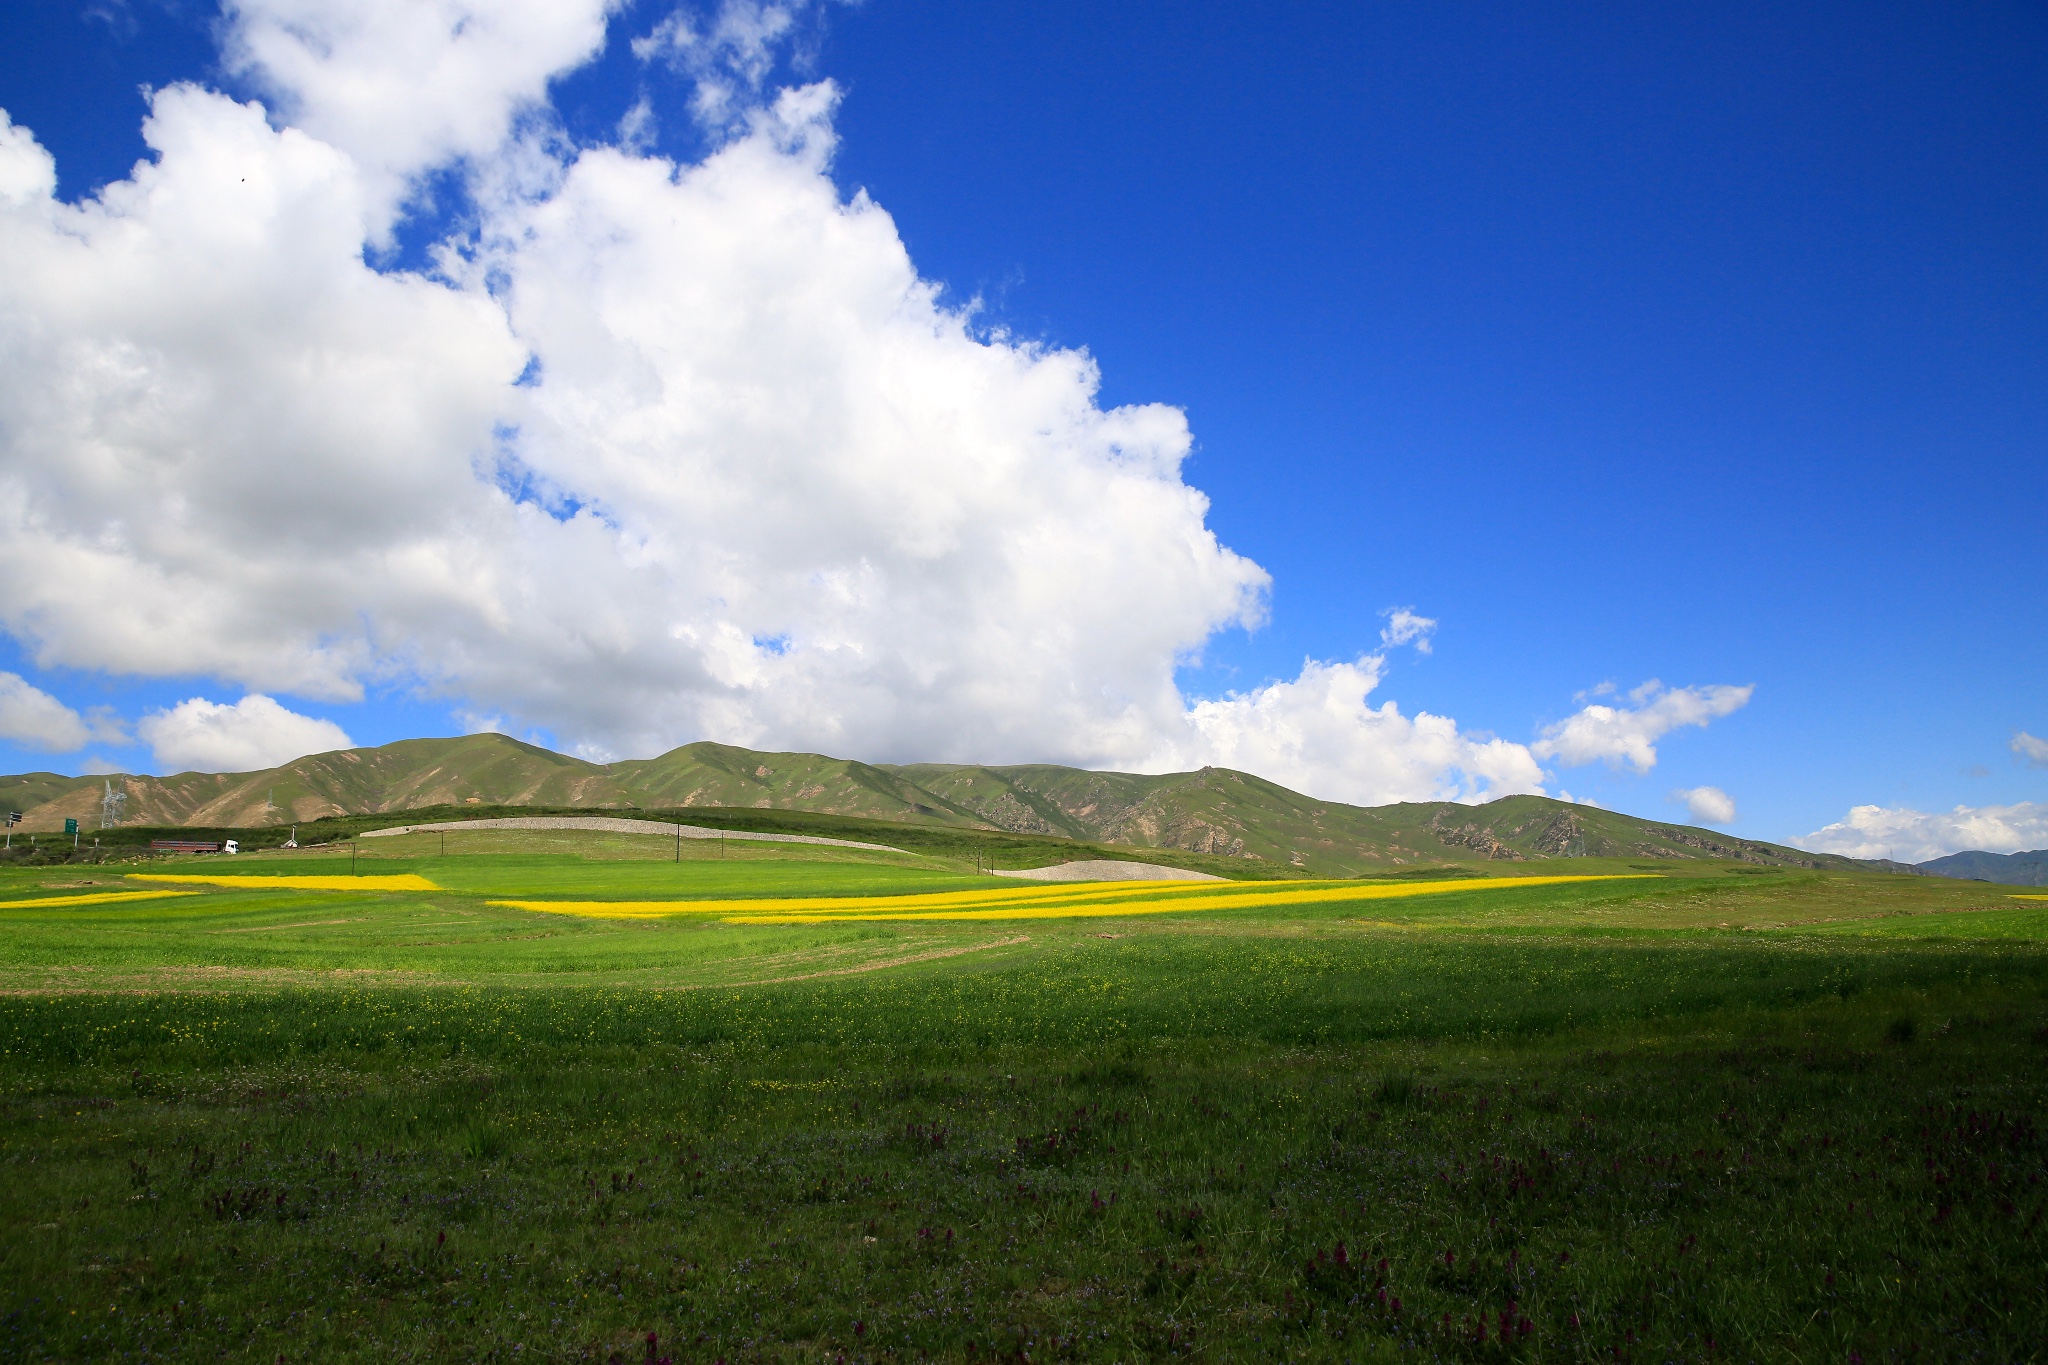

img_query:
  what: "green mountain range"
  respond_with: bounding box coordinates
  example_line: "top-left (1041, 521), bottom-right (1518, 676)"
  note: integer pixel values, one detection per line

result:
top-left (1916, 848), bottom-right (2048, 887)
top-left (2, 733), bottom-right (1871, 876)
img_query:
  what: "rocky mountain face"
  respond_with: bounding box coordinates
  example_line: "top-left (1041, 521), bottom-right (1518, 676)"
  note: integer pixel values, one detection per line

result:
top-left (3, 734), bottom-right (1868, 876)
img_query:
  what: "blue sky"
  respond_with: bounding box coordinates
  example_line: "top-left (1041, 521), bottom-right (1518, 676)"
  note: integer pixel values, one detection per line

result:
top-left (0, 0), bottom-right (2041, 856)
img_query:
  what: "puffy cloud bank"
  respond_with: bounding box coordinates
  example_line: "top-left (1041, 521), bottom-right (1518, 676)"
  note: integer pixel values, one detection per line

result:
top-left (1792, 801), bottom-right (2048, 864)
top-left (139, 695), bottom-right (354, 774)
top-left (1165, 656), bottom-right (1546, 806)
top-left (221, 0), bottom-right (617, 221)
top-left (0, 673), bottom-right (99, 752)
top-left (0, 0), bottom-right (1748, 803)
top-left (1531, 682), bottom-right (1752, 774)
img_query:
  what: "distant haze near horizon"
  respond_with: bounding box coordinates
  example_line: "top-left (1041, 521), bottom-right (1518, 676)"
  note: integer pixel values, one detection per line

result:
top-left (0, 1), bottom-right (2041, 861)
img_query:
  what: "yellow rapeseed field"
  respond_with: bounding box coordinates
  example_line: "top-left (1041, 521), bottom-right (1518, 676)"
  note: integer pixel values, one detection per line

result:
top-left (490, 878), bottom-right (1226, 919)
top-left (0, 889), bottom-right (200, 909)
top-left (126, 873), bottom-right (442, 892)
top-left (492, 874), bottom-right (1648, 923)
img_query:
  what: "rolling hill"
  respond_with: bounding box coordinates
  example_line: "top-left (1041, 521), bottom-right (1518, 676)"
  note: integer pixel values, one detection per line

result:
top-left (1915, 848), bottom-right (2048, 886)
top-left (2, 733), bottom-right (1874, 876)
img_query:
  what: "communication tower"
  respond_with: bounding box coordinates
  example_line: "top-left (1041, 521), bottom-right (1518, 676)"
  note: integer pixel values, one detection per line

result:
top-left (99, 780), bottom-right (127, 830)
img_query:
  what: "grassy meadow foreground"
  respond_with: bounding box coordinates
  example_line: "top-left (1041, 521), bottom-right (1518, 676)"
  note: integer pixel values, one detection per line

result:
top-left (1, 829), bottom-right (2045, 1362)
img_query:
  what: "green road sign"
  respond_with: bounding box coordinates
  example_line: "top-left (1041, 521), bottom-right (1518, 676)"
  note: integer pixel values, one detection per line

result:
top-left (63, 818), bottom-right (78, 834)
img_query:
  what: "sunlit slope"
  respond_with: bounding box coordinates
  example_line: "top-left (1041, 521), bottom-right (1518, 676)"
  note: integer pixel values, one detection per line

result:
top-left (0, 771), bottom-right (98, 819)
top-left (885, 765), bottom-right (1851, 873)
top-left (9, 735), bottom-right (639, 831)
top-left (1917, 848), bottom-right (2048, 886)
top-left (599, 746), bottom-right (1874, 873)
top-left (8, 734), bottom-right (1870, 877)
top-left (606, 742), bottom-right (988, 824)
top-left (885, 762), bottom-right (1310, 850)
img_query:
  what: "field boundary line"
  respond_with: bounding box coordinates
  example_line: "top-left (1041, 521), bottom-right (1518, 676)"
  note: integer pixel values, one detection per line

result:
top-left (488, 874), bottom-right (1655, 922)
top-left (0, 890), bottom-right (200, 909)
top-left (720, 874), bottom-right (1659, 923)
top-left (356, 815), bottom-right (908, 855)
top-left (128, 873), bottom-right (441, 892)
top-left (716, 934), bottom-right (1032, 987)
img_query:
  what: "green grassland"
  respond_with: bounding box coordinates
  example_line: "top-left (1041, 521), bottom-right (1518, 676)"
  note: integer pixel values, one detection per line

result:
top-left (22, 802), bottom-right (1303, 883)
top-left (1, 841), bottom-right (2044, 1362)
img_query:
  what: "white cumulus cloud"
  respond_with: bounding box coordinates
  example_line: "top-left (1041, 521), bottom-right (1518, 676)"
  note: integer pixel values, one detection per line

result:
top-left (2014, 732), bottom-right (2048, 767)
top-left (138, 695), bottom-right (353, 774)
top-left (1791, 801), bottom-right (2048, 864)
top-left (634, 0), bottom-right (825, 131)
top-left (0, 671), bottom-right (93, 752)
top-left (1670, 785), bottom-right (1737, 826)
top-left (0, 91), bottom-right (524, 700)
top-left (1378, 607), bottom-right (1436, 655)
top-left (0, 71), bottom-right (1278, 769)
top-left (223, 0), bottom-right (618, 226)
top-left (1532, 681), bottom-right (1753, 774)
top-left (0, 5), bottom-right (1724, 810)
top-left (1162, 656), bottom-right (1545, 806)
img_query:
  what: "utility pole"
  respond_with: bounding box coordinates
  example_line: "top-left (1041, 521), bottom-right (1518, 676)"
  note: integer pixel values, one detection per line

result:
top-left (674, 822), bottom-right (681, 863)
top-left (351, 842), bottom-right (358, 876)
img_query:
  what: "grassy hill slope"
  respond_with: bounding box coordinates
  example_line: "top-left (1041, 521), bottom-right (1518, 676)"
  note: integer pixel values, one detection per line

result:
top-left (4, 735), bottom-right (639, 832)
top-left (1917, 848), bottom-right (2048, 886)
top-left (608, 743), bottom-right (988, 824)
top-left (885, 763), bottom-right (1853, 874)
top-left (4, 733), bottom-right (1870, 875)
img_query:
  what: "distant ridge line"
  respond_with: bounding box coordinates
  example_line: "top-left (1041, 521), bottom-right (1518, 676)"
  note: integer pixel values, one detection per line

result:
top-left (0, 732), bottom-right (1887, 878)
top-left (359, 815), bottom-right (906, 855)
